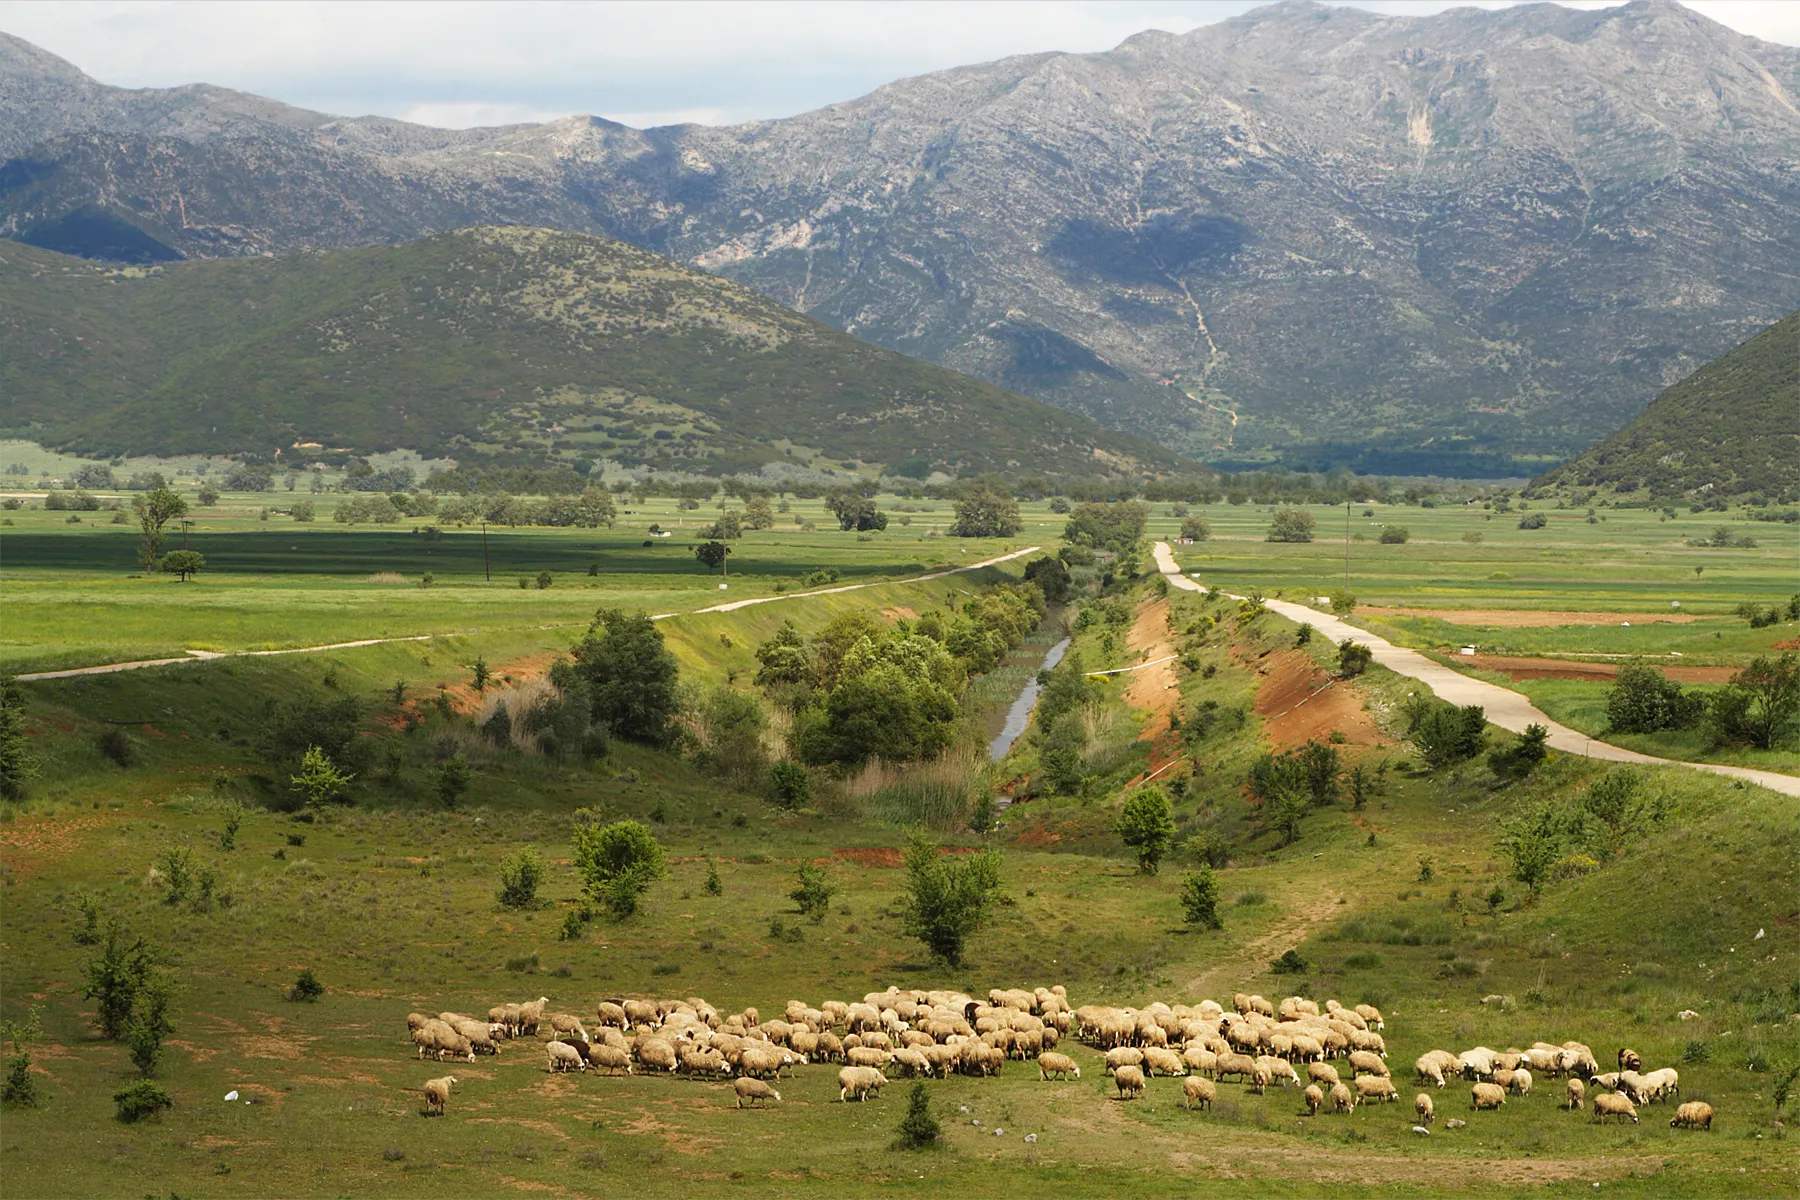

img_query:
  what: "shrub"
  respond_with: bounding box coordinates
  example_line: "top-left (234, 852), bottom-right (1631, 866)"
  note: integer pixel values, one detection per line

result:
top-left (1606, 666), bottom-right (1702, 733)
top-left (1270, 949), bottom-right (1308, 974)
top-left (1294, 622), bottom-right (1313, 646)
top-left (219, 801), bottom-right (244, 851)
top-left (436, 752), bottom-right (473, 808)
top-left (1378, 525), bottom-right (1409, 544)
top-left (1, 1007), bottom-right (43, 1109)
top-left (125, 975), bottom-right (175, 1075)
top-left (496, 847), bottom-right (546, 909)
top-left (1180, 867), bottom-right (1223, 930)
top-left (789, 862), bottom-right (838, 922)
top-left (1184, 830), bottom-right (1230, 868)
top-left (113, 1080), bottom-right (173, 1123)
top-left (0, 676), bottom-right (39, 801)
top-left (1488, 723), bottom-right (1549, 781)
top-left (893, 1082), bottom-right (941, 1150)
top-left (97, 727), bottom-right (138, 767)
top-left (571, 814), bottom-right (667, 919)
top-left (155, 846), bottom-right (195, 905)
top-left (289, 968), bottom-right (325, 1002)
top-left (1404, 695), bottom-right (1487, 769)
top-left (1337, 640), bottom-right (1372, 678)
top-left (1266, 508), bottom-right (1315, 543)
top-left (1518, 512), bottom-right (1548, 529)
top-left (897, 832), bottom-right (1003, 966)
top-left (1707, 652), bottom-right (1800, 750)
top-left (568, 609), bottom-right (682, 747)
top-left (702, 861), bottom-right (723, 897)
top-left (289, 744), bottom-right (355, 810)
top-left (1115, 785), bottom-right (1177, 874)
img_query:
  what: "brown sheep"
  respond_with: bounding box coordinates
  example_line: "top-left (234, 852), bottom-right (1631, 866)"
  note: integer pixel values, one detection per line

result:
top-left (1669, 1101), bottom-right (1713, 1130)
top-left (1114, 1064), bottom-right (1146, 1100)
top-left (1617, 1047), bottom-right (1641, 1072)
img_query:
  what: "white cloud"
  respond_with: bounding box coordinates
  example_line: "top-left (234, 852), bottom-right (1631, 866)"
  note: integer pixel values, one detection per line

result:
top-left (1, 1), bottom-right (1793, 130)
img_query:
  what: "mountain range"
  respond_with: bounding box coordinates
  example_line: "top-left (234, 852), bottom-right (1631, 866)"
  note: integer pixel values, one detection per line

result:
top-left (0, 228), bottom-right (1183, 476)
top-left (4, 0), bottom-right (1799, 475)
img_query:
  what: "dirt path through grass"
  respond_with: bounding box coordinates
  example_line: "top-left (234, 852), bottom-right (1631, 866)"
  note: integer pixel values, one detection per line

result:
top-left (1155, 542), bottom-right (1800, 798)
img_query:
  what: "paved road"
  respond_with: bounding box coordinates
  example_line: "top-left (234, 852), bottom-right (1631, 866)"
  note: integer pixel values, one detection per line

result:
top-left (1153, 542), bottom-right (1800, 798)
top-left (16, 547), bottom-right (1042, 684)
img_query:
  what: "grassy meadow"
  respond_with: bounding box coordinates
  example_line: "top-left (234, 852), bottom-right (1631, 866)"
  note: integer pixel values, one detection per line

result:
top-left (1, 486), bottom-right (1797, 1197)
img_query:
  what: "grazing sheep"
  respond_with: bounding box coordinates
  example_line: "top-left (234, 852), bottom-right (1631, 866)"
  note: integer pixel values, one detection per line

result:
top-left (1590, 1071), bottom-right (1623, 1093)
top-left (1215, 1052), bottom-right (1260, 1084)
top-left (1415, 1055), bottom-right (1447, 1089)
top-left (1354, 1004), bottom-right (1384, 1031)
top-left (1348, 1051), bottom-right (1389, 1079)
top-left (546, 1042), bottom-right (586, 1073)
top-left (547, 1013), bottom-right (589, 1043)
top-left (637, 1039), bottom-right (679, 1073)
top-left (847, 1046), bottom-right (892, 1070)
top-left (1492, 1067), bottom-right (1516, 1092)
top-left (1415, 1093), bottom-right (1434, 1124)
top-left (452, 1020), bottom-right (501, 1056)
top-left (1669, 1101), bottom-right (1713, 1130)
top-left (1038, 1052), bottom-right (1080, 1081)
top-left (1251, 1064), bottom-right (1271, 1095)
top-left (414, 1020), bottom-right (475, 1063)
top-left (1566, 1078), bottom-right (1585, 1110)
top-left (1618, 1070), bottom-right (1654, 1105)
top-left (1105, 1046), bottom-right (1146, 1075)
top-left (1290, 1034), bottom-right (1324, 1063)
top-left (422, 1075), bottom-right (456, 1115)
top-left (734, 1077), bottom-right (781, 1108)
top-left (1471, 1083), bottom-right (1506, 1111)
top-left (1304, 1084), bottom-right (1323, 1116)
top-left (1307, 1062), bottom-right (1341, 1087)
top-left (517, 997), bottom-right (550, 1037)
top-left (1354, 1076), bottom-right (1398, 1103)
top-left (622, 999), bottom-right (659, 1028)
top-left (1184, 1046), bottom-right (1219, 1078)
top-left (891, 1047), bottom-right (932, 1078)
top-left (588, 1044), bottom-right (633, 1076)
top-left (1329, 1082), bottom-right (1355, 1114)
top-left (408, 1013), bottom-right (432, 1035)
top-left (1509, 1068), bottom-right (1533, 1097)
top-left (1184, 1075), bottom-right (1216, 1111)
top-left (1522, 1047), bottom-right (1560, 1075)
top-left (1593, 1092), bottom-right (1639, 1124)
top-left (1143, 1047), bottom-right (1186, 1078)
top-left (1256, 1056), bottom-right (1300, 1088)
top-left (1617, 1047), bottom-right (1641, 1072)
top-left (596, 1001), bottom-right (629, 1029)
top-left (1640, 1067), bottom-right (1679, 1102)
top-left (1114, 1064), bottom-right (1146, 1100)
top-left (1458, 1048), bottom-right (1498, 1080)
top-left (838, 1066), bottom-right (888, 1102)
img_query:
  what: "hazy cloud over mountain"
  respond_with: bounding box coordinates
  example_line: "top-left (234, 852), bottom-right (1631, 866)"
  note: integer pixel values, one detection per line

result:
top-left (1, 0), bottom-right (1794, 129)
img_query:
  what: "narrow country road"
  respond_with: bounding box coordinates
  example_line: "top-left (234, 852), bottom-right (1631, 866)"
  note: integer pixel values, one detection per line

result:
top-left (1153, 542), bottom-right (1800, 798)
top-left (15, 546), bottom-right (1041, 684)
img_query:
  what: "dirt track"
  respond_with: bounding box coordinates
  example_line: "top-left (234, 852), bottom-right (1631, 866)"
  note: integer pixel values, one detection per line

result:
top-left (1464, 654), bottom-right (1735, 684)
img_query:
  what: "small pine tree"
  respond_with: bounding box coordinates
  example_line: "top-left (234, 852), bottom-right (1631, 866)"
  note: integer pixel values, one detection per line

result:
top-left (472, 657), bottom-right (490, 693)
top-left (1, 1007), bottom-right (43, 1109)
top-left (288, 968), bottom-right (325, 1002)
top-left (893, 1082), bottom-right (940, 1149)
top-left (436, 752), bottom-right (473, 808)
top-left (702, 861), bottom-right (723, 897)
top-left (125, 974), bottom-right (175, 1076)
top-left (496, 846), bottom-right (546, 908)
top-left (789, 862), bottom-right (838, 923)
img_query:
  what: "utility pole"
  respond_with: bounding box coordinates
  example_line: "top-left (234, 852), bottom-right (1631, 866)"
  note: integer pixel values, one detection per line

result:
top-left (1343, 501), bottom-right (1351, 600)
top-left (180, 519), bottom-right (193, 551)
top-left (481, 522), bottom-right (491, 582)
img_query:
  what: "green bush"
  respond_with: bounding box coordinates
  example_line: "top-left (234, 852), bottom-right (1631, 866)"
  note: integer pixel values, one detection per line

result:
top-left (113, 1080), bottom-right (173, 1123)
top-left (496, 846), bottom-right (546, 909)
top-left (767, 761), bottom-right (811, 809)
top-left (1606, 666), bottom-right (1703, 733)
top-left (789, 862), bottom-right (838, 923)
top-left (1180, 868), bottom-right (1223, 930)
top-left (1337, 640), bottom-right (1372, 678)
top-left (1115, 786), bottom-right (1177, 874)
top-left (892, 1082), bottom-right (941, 1149)
top-left (288, 968), bottom-right (325, 1002)
top-left (571, 815), bottom-right (666, 919)
top-left (1270, 949), bottom-right (1308, 974)
top-left (1404, 696), bottom-right (1487, 769)
top-left (897, 832), bottom-right (1003, 966)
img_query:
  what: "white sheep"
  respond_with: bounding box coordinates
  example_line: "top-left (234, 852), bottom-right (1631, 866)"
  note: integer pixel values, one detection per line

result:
top-left (1471, 1082), bottom-right (1506, 1111)
top-left (1329, 1082), bottom-right (1355, 1113)
top-left (838, 1065), bottom-right (888, 1102)
top-left (588, 1044), bottom-right (633, 1076)
top-left (1354, 1075), bottom-right (1398, 1103)
top-left (1184, 1075), bottom-right (1216, 1111)
top-left (546, 1041), bottom-right (586, 1073)
top-left (1639, 1067), bottom-right (1679, 1102)
top-left (1348, 1050), bottom-right (1389, 1079)
top-left (1037, 1052), bottom-right (1079, 1081)
top-left (1669, 1100), bottom-right (1713, 1130)
top-left (1593, 1092), bottom-right (1638, 1124)
top-left (1509, 1068), bottom-right (1533, 1097)
top-left (517, 997), bottom-right (550, 1037)
top-left (1566, 1077), bottom-right (1585, 1110)
top-left (1114, 1064), bottom-right (1146, 1099)
top-left (1414, 1055), bottom-right (1447, 1089)
top-left (1415, 1092), bottom-right (1434, 1124)
top-left (734, 1077), bottom-right (781, 1108)
top-left (1304, 1083), bottom-right (1323, 1116)
top-left (422, 1075), bottom-right (457, 1115)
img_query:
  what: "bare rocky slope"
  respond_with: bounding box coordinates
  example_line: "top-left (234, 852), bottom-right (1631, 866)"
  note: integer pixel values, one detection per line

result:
top-left (4, 0), bottom-right (1798, 473)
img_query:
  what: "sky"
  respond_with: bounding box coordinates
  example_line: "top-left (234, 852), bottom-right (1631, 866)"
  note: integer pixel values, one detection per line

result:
top-left (2, 0), bottom-right (1796, 129)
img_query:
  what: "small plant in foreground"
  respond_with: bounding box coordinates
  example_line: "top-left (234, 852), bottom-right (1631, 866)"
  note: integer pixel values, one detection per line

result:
top-left (288, 968), bottom-right (325, 1002)
top-left (893, 1082), bottom-right (940, 1149)
top-left (113, 1080), bottom-right (173, 1123)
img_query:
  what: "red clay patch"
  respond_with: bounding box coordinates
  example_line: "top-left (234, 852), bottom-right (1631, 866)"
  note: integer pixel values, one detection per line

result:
top-left (1253, 649), bottom-right (1390, 752)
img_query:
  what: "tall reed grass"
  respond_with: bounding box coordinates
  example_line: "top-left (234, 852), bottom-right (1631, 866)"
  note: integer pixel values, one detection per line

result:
top-left (840, 744), bottom-right (990, 829)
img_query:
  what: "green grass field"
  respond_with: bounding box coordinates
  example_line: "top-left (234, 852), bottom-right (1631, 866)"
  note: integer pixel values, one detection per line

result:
top-left (2, 493), bottom-right (1796, 1196)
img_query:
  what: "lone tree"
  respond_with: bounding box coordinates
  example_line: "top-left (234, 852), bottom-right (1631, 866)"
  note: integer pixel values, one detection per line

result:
top-left (1116, 785), bottom-right (1177, 874)
top-left (695, 541), bottom-right (731, 574)
top-left (158, 550), bottom-right (205, 582)
top-left (1499, 803), bottom-right (1565, 898)
top-left (897, 831), bottom-right (1003, 966)
top-left (0, 676), bottom-right (39, 801)
top-left (949, 489), bottom-right (1022, 538)
top-left (571, 814), bottom-right (667, 919)
top-left (1265, 508), bottom-right (1315, 543)
top-left (893, 1082), bottom-right (941, 1150)
top-left (1179, 515), bottom-right (1210, 542)
top-left (290, 745), bottom-right (354, 810)
top-left (132, 487), bottom-right (188, 569)
top-left (788, 861), bottom-right (838, 922)
top-left (570, 608), bottom-right (681, 746)
top-left (1180, 866), bottom-right (1223, 930)
top-left (437, 753), bottom-right (472, 809)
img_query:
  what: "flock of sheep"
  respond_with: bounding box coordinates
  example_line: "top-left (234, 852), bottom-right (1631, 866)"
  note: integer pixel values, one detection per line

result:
top-left (401, 987), bottom-right (1715, 1136)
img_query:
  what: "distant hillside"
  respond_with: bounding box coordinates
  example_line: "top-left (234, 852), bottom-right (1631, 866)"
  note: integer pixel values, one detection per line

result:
top-left (1535, 312), bottom-right (1798, 500)
top-left (0, 228), bottom-right (1186, 476)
